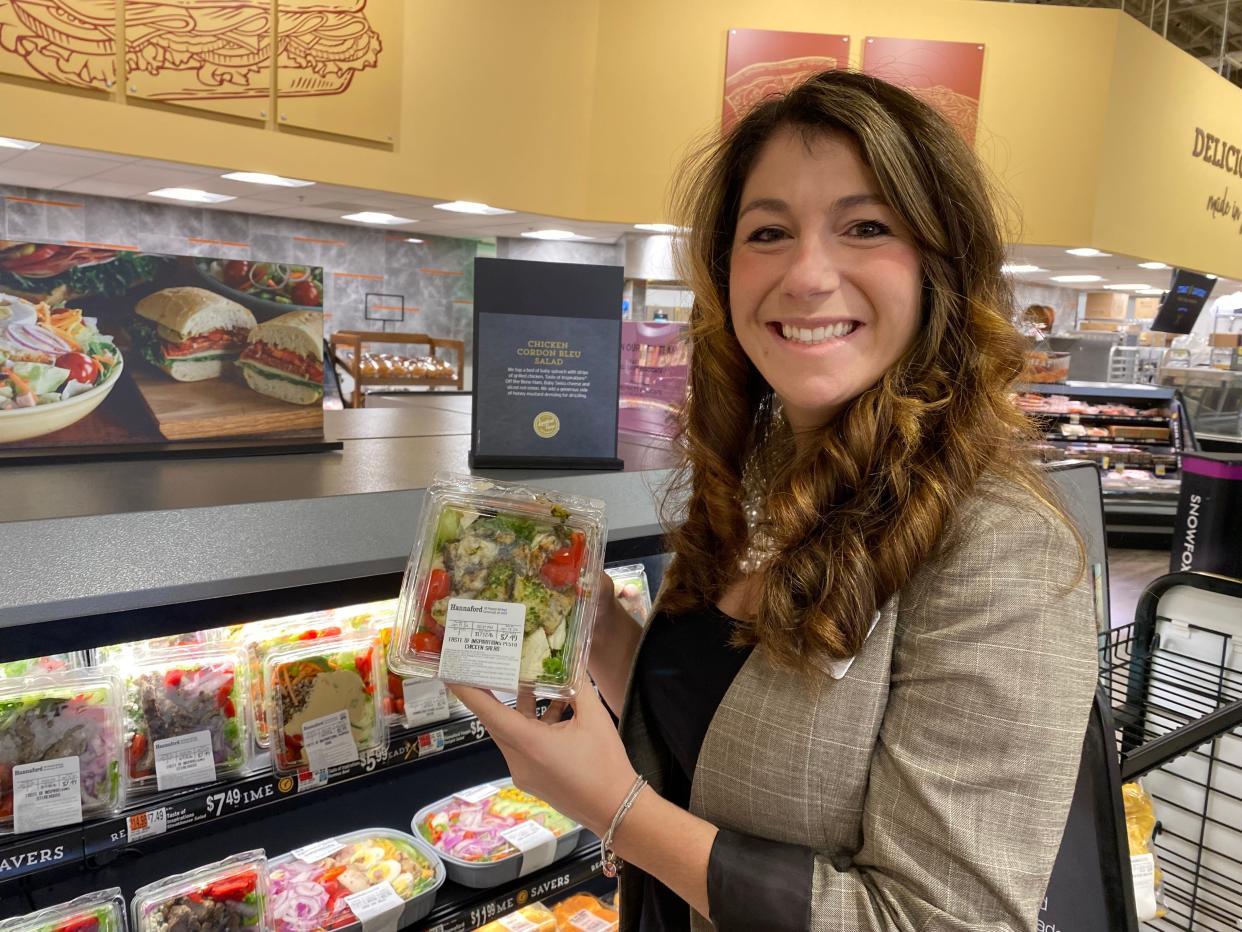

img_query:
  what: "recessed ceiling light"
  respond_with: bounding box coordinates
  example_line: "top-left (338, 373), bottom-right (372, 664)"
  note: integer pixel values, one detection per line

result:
top-left (221, 171), bottom-right (314, 187)
top-left (1065, 247), bottom-right (1112, 258)
top-left (1137, 289), bottom-right (1164, 295)
top-left (1104, 283), bottom-right (1154, 291)
top-left (634, 223), bottom-right (685, 233)
top-left (1050, 274), bottom-right (1105, 283)
top-left (0, 137), bottom-right (39, 150)
top-left (1001, 263), bottom-right (1044, 274)
top-left (1138, 261), bottom-right (1170, 270)
top-left (521, 229), bottom-right (590, 241)
top-left (148, 187), bottom-right (235, 203)
top-left (404, 237), bottom-right (424, 244)
top-left (341, 211), bottom-right (416, 225)
top-left (1207, 273), bottom-right (1218, 279)
top-left (433, 200), bottom-right (514, 215)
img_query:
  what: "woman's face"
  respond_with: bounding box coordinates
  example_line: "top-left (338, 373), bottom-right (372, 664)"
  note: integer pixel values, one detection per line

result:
top-left (729, 127), bottom-right (923, 431)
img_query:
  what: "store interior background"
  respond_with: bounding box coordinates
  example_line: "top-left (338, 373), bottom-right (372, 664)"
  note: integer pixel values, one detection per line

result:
top-left (3, 0), bottom-right (1242, 925)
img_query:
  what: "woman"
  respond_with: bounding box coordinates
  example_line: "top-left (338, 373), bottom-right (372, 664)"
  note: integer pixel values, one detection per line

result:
top-left (453, 70), bottom-right (1099, 931)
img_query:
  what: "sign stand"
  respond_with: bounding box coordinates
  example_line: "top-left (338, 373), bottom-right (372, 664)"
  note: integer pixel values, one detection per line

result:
top-left (469, 257), bottom-right (624, 470)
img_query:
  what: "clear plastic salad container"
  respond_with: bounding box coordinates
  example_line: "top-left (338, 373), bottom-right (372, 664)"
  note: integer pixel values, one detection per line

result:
top-left (268, 828), bottom-right (444, 931)
top-left (264, 634), bottom-right (386, 775)
top-left (116, 644), bottom-right (251, 794)
top-left (0, 654), bottom-right (79, 680)
top-left (0, 887), bottom-right (128, 932)
top-left (604, 564), bottom-right (653, 625)
top-left (95, 630), bottom-right (220, 666)
top-left (552, 892), bottom-right (620, 931)
top-left (389, 474), bottom-right (607, 700)
top-left (412, 780), bottom-right (581, 888)
top-left (239, 611), bottom-right (358, 749)
top-left (0, 670), bottom-right (125, 834)
top-left (475, 902), bottom-right (557, 931)
top-left (131, 849), bottom-right (269, 932)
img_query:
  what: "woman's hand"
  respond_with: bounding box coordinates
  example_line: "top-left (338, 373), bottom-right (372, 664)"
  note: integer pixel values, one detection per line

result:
top-left (587, 569), bottom-right (643, 714)
top-left (449, 679), bottom-right (638, 838)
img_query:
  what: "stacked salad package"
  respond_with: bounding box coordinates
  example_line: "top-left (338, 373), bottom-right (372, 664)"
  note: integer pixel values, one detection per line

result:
top-left (263, 634), bottom-right (386, 775)
top-left (0, 670), bottom-right (125, 833)
top-left (413, 780), bottom-right (580, 887)
top-left (0, 888), bottom-right (128, 932)
top-left (115, 645), bottom-right (252, 794)
top-left (389, 474), bottom-right (607, 699)
top-left (130, 850), bottom-right (269, 932)
top-left (268, 828), bottom-right (444, 931)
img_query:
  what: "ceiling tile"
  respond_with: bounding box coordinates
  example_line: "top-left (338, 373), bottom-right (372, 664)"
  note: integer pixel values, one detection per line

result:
top-left (88, 164), bottom-right (220, 188)
top-left (0, 168), bottom-right (82, 188)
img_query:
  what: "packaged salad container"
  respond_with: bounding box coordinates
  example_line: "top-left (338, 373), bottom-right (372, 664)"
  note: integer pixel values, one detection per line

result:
top-left (604, 564), bottom-right (653, 625)
top-left (116, 644), bottom-right (251, 794)
top-left (476, 903), bottom-right (556, 931)
top-left (264, 634), bottom-right (386, 776)
top-left (95, 630), bottom-right (219, 666)
top-left (0, 887), bottom-right (128, 932)
top-left (241, 612), bottom-right (363, 749)
top-left (0, 670), bottom-right (124, 834)
top-left (389, 474), bottom-right (607, 700)
top-left (0, 654), bottom-right (79, 680)
top-left (412, 780), bottom-right (581, 888)
top-left (552, 893), bottom-right (619, 931)
top-left (269, 828), bottom-right (444, 931)
top-left (131, 849), bottom-right (269, 932)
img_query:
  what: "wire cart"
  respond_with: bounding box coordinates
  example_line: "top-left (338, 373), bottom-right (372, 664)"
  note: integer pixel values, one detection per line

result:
top-left (1099, 571), bottom-right (1242, 930)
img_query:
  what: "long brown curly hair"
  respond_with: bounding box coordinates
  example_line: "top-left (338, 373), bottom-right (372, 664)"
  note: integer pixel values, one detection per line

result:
top-left (658, 69), bottom-right (1078, 669)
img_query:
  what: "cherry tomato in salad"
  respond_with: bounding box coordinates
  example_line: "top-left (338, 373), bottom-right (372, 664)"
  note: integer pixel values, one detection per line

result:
top-left (164, 669), bottom-right (183, 687)
top-left (55, 352), bottom-right (101, 385)
top-left (206, 873), bottom-right (256, 901)
top-left (128, 733), bottom-right (148, 769)
top-left (54, 918), bottom-right (100, 932)
top-left (427, 567), bottom-right (451, 603)
top-left (222, 260), bottom-right (251, 288)
top-left (290, 279), bottom-right (322, 307)
top-left (540, 559), bottom-right (577, 590)
top-left (354, 646), bottom-right (374, 680)
top-left (412, 631), bottom-right (443, 654)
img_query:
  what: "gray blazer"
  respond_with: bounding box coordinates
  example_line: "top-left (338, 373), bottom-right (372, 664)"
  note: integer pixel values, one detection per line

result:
top-left (618, 481), bottom-right (1099, 931)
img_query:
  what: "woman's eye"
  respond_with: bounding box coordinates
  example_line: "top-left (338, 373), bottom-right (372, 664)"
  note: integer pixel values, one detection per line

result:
top-left (745, 226), bottom-right (787, 244)
top-left (848, 219), bottom-right (892, 239)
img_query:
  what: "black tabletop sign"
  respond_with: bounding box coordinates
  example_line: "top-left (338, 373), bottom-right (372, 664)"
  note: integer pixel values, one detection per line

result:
top-left (1150, 268), bottom-right (1216, 334)
top-left (470, 257), bottom-right (624, 469)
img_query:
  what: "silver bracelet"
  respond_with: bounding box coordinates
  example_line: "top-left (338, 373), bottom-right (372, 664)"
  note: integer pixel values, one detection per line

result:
top-left (601, 774), bottom-right (647, 878)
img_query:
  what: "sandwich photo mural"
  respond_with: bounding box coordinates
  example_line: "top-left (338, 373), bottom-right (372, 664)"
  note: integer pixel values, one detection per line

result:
top-left (861, 37), bottom-right (986, 145)
top-left (0, 238), bottom-right (324, 450)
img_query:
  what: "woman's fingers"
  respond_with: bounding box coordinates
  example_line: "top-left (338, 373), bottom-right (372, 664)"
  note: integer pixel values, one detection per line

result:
top-left (449, 685), bottom-right (533, 744)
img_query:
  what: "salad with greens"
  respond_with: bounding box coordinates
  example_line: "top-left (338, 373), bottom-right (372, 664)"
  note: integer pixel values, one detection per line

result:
top-left (0, 294), bottom-right (120, 411)
top-left (132, 851), bottom-right (268, 932)
top-left (0, 887), bottom-right (128, 932)
top-left (0, 671), bottom-right (125, 833)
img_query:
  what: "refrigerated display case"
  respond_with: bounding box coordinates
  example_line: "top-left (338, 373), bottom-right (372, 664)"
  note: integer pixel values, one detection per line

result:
top-left (1016, 381), bottom-right (1196, 543)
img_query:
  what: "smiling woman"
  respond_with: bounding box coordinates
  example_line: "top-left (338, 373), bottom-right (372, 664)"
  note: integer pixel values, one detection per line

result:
top-left (452, 70), bottom-right (1100, 932)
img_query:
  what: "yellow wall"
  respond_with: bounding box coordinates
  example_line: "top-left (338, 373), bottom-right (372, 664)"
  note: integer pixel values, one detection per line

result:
top-left (2, 0), bottom-right (1240, 277)
top-left (1092, 14), bottom-right (1242, 279)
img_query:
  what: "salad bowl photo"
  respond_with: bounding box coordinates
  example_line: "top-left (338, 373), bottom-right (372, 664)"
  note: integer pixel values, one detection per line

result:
top-left (0, 353), bottom-right (124, 443)
top-left (192, 257), bottom-right (324, 318)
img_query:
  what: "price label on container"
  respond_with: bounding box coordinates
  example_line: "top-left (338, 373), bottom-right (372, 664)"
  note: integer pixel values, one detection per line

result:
top-left (501, 820), bottom-right (558, 875)
top-left (404, 679), bottom-right (451, 729)
top-left (293, 839), bottom-right (345, 863)
top-left (437, 599), bottom-right (526, 693)
top-left (454, 783), bottom-right (498, 804)
top-left (345, 881), bottom-right (405, 932)
top-left (12, 757), bottom-right (82, 834)
top-left (302, 709), bottom-right (360, 772)
top-left (567, 909), bottom-right (615, 932)
top-left (498, 913), bottom-right (543, 932)
top-left (154, 730), bottom-right (217, 791)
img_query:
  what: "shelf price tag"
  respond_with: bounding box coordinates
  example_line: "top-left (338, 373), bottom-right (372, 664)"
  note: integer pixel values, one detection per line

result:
top-left (155, 730), bottom-right (217, 791)
top-left (437, 599), bottom-right (526, 693)
top-left (501, 820), bottom-right (558, 875)
top-left (303, 710), bottom-right (360, 773)
top-left (12, 757), bottom-right (83, 834)
top-left (127, 807), bottom-right (168, 842)
top-left (404, 679), bottom-right (451, 729)
top-left (344, 881), bottom-right (405, 932)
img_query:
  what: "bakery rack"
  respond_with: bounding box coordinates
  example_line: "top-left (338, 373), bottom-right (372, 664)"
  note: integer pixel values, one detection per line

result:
top-left (1098, 572), bottom-right (1242, 931)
